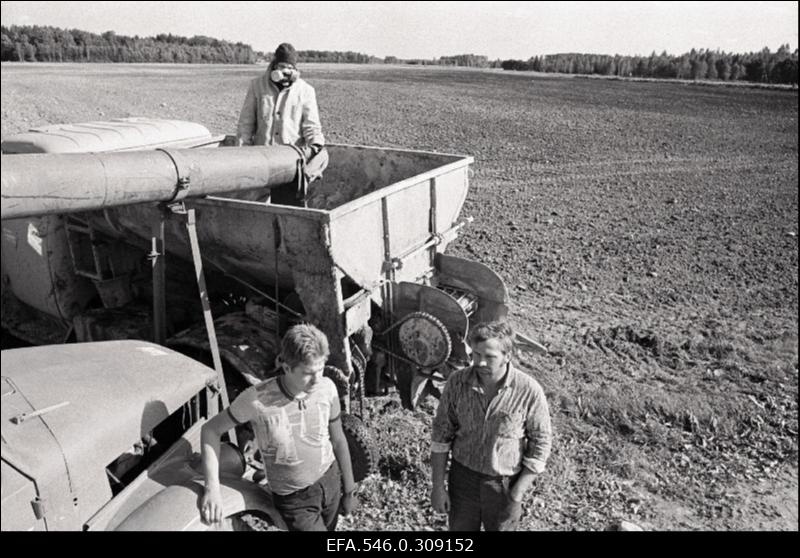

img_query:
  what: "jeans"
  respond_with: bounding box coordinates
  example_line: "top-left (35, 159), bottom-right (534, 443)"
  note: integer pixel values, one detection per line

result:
top-left (448, 459), bottom-right (523, 531)
top-left (272, 461), bottom-right (341, 531)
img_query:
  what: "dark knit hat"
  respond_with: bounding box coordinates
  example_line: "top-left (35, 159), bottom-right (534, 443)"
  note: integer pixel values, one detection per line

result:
top-left (274, 43), bottom-right (298, 66)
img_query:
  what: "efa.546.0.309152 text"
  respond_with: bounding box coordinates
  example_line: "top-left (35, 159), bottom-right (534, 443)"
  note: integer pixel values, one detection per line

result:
top-left (326, 537), bottom-right (475, 552)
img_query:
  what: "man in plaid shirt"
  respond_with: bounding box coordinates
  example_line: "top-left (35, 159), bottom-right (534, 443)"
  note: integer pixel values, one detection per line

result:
top-left (431, 321), bottom-right (552, 531)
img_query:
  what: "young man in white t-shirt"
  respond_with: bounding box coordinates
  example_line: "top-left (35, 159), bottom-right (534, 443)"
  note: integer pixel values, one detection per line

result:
top-left (200, 324), bottom-right (357, 530)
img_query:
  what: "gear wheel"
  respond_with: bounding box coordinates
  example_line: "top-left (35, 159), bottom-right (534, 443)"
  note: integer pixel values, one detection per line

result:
top-left (397, 312), bottom-right (452, 368)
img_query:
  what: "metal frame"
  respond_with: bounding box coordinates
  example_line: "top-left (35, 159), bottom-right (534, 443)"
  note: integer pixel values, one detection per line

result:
top-left (149, 202), bottom-right (234, 440)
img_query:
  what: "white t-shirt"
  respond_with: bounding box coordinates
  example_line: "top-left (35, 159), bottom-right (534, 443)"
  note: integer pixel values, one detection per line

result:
top-left (229, 376), bottom-right (339, 495)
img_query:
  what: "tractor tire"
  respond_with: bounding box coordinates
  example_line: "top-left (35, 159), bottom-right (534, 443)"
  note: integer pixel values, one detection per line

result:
top-left (341, 413), bottom-right (377, 483)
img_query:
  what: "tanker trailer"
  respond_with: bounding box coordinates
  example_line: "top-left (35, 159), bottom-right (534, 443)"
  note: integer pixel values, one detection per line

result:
top-left (2, 118), bottom-right (546, 480)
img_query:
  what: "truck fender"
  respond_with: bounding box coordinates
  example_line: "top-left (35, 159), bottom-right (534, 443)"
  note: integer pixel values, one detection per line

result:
top-left (114, 478), bottom-right (286, 531)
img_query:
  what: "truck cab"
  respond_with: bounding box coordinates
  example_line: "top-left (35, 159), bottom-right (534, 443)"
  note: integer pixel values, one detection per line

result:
top-left (1, 340), bottom-right (284, 531)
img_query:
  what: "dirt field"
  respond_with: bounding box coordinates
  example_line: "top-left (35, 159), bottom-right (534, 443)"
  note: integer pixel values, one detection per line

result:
top-left (2, 63), bottom-right (797, 531)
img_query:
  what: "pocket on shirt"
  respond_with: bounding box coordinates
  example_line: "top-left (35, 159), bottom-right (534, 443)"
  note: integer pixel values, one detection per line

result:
top-left (495, 412), bottom-right (524, 439)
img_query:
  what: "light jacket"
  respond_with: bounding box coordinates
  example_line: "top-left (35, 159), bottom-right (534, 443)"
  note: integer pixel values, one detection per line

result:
top-left (236, 72), bottom-right (325, 148)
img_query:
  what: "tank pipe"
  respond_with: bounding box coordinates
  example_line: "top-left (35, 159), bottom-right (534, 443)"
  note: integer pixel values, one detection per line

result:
top-left (1, 146), bottom-right (301, 220)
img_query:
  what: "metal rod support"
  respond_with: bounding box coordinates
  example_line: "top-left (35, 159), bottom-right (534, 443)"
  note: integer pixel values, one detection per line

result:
top-left (151, 217), bottom-right (167, 345)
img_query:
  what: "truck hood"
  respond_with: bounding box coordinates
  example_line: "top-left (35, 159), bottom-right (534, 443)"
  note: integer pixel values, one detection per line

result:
top-left (1, 341), bottom-right (217, 493)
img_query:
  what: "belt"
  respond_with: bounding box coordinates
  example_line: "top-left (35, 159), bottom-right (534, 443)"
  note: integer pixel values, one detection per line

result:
top-left (453, 459), bottom-right (515, 481)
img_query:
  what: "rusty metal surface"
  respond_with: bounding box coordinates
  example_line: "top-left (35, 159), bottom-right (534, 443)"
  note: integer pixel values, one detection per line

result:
top-left (168, 311), bottom-right (280, 388)
top-left (1, 216), bottom-right (96, 321)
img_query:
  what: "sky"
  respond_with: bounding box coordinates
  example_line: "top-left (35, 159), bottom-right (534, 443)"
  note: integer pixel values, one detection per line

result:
top-left (1, 1), bottom-right (798, 60)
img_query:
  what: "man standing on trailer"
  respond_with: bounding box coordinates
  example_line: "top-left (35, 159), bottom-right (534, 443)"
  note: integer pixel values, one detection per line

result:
top-left (430, 320), bottom-right (552, 531)
top-left (236, 42), bottom-right (328, 191)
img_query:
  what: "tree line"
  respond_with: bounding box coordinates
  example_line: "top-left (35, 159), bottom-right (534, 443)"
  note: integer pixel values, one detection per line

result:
top-left (295, 50), bottom-right (380, 64)
top-left (499, 47), bottom-right (798, 85)
top-left (0, 25), bottom-right (483, 67)
top-left (1, 25), bottom-right (257, 63)
top-left (2, 24), bottom-right (797, 85)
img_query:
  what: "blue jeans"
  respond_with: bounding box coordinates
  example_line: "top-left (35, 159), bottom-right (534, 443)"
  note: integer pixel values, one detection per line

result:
top-left (272, 461), bottom-right (341, 531)
top-left (448, 460), bottom-right (523, 531)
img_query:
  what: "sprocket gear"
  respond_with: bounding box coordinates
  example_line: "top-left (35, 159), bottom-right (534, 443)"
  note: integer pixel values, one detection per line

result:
top-left (396, 311), bottom-right (452, 368)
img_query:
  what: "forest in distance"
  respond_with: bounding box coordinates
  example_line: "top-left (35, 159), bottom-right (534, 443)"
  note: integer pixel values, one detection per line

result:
top-left (2, 24), bottom-right (797, 85)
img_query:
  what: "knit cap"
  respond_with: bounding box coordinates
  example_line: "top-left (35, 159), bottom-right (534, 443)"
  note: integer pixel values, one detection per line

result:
top-left (274, 43), bottom-right (298, 66)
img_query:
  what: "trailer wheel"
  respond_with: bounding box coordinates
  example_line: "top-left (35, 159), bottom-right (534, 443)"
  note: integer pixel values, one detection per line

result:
top-left (324, 365), bottom-right (350, 399)
top-left (341, 413), bottom-right (376, 483)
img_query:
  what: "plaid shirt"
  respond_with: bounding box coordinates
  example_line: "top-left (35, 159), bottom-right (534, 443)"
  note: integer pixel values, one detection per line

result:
top-left (431, 364), bottom-right (552, 476)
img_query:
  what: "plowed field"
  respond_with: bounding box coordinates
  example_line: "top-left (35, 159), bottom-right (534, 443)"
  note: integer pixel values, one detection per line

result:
top-left (2, 63), bottom-right (797, 530)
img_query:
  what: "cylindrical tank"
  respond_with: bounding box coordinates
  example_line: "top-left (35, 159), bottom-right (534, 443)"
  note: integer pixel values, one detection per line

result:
top-left (1, 146), bottom-right (301, 220)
